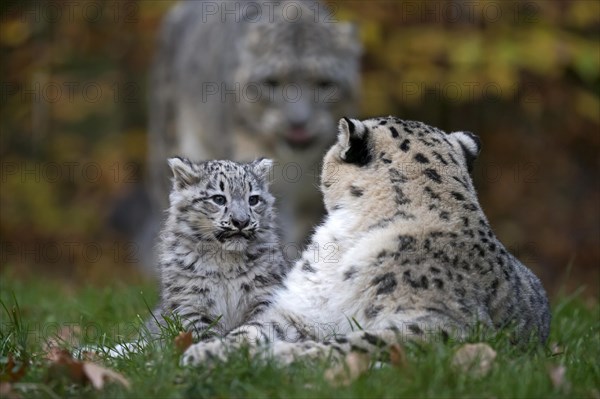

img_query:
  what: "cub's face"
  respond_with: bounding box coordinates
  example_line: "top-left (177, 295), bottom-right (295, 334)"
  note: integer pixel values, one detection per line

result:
top-left (234, 8), bottom-right (361, 156)
top-left (168, 158), bottom-right (274, 252)
top-left (321, 117), bottom-right (481, 214)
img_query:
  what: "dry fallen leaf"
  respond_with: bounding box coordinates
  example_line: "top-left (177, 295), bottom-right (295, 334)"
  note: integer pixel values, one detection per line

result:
top-left (0, 382), bottom-right (21, 399)
top-left (548, 364), bottom-right (570, 391)
top-left (174, 331), bottom-right (193, 353)
top-left (80, 350), bottom-right (102, 363)
top-left (43, 326), bottom-right (81, 353)
top-left (82, 362), bottom-right (131, 390)
top-left (45, 348), bottom-right (130, 390)
top-left (389, 344), bottom-right (407, 368)
top-left (549, 342), bottom-right (564, 357)
top-left (43, 325), bottom-right (84, 372)
top-left (0, 382), bottom-right (10, 395)
top-left (46, 349), bottom-right (86, 385)
top-left (1, 355), bottom-right (27, 383)
top-left (44, 346), bottom-right (71, 363)
top-left (451, 343), bottom-right (497, 378)
top-left (325, 352), bottom-right (370, 386)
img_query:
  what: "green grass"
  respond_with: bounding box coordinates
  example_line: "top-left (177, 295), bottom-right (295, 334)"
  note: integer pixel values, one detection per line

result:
top-left (1, 275), bottom-right (598, 399)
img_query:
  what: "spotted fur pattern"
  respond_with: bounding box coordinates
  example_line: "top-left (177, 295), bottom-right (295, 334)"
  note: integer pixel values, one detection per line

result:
top-left (148, 0), bottom-right (362, 247)
top-left (148, 158), bottom-right (290, 338)
top-left (182, 117), bottom-right (551, 365)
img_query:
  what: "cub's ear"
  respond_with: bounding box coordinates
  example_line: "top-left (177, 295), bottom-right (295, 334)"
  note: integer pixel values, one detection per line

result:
top-left (167, 157), bottom-right (200, 189)
top-left (337, 117), bottom-right (372, 166)
top-left (250, 158), bottom-right (273, 182)
top-left (451, 131), bottom-right (481, 172)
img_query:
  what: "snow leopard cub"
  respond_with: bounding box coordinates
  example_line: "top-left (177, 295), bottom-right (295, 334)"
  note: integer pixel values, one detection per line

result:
top-left (147, 157), bottom-right (289, 338)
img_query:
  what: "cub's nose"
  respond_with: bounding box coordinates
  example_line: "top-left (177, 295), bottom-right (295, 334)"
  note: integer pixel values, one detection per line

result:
top-left (231, 217), bottom-right (250, 230)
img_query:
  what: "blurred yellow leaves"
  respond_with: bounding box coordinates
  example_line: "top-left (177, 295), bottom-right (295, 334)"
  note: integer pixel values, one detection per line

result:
top-left (341, 0), bottom-right (599, 107)
top-left (0, 20), bottom-right (30, 47)
top-left (567, 0), bottom-right (600, 27)
top-left (359, 20), bottom-right (383, 52)
top-left (449, 35), bottom-right (484, 68)
top-left (1, 162), bottom-right (64, 235)
top-left (361, 72), bottom-right (394, 116)
top-left (576, 89), bottom-right (600, 125)
top-left (0, 0), bottom-right (597, 287)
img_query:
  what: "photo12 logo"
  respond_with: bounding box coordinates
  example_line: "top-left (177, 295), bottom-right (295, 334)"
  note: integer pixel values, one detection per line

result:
top-left (1, 81), bottom-right (141, 104)
top-left (7, 1), bottom-right (140, 23)
top-left (397, 1), bottom-right (539, 24)
top-left (196, 1), bottom-right (339, 23)
top-left (0, 240), bottom-right (139, 264)
top-left (200, 81), bottom-right (339, 104)
top-left (401, 81), bottom-right (543, 104)
top-left (0, 161), bottom-right (140, 184)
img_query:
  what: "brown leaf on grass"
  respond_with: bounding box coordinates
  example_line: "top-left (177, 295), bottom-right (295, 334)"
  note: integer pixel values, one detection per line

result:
top-left (389, 344), bottom-right (407, 368)
top-left (80, 350), bottom-right (102, 362)
top-left (44, 347), bottom-right (72, 363)
top-left (324, 352), bottom-right (370, 386)
top-left (0, 382), bottom-right (22, 399)
top-left (174, 331), bottom-right (193, 353)
top-left (43, 325), bottom-right (83, 373)
top-left (82, 362), bottom-right (131, 390)
top-left (451, 343), bottom-right (497, 378)
top-left (45, 349), bottom-right (130, 390)
top-left (43, 326), bottom-right (81, 353)
top-left (0, 382), bottom-right (10, 395)
top-left (548, 364), bottom-right (570, 391)
top-left (46, 349), bottom-right (86, 385)
top-left (549, 342), bottom-right (564, 356)
top-left (1, 355), bottom-right (27, 383)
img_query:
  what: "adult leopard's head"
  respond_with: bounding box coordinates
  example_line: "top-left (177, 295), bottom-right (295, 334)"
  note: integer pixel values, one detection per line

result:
top-left (320, 117), bottom-right (482, 223)
top-left (234, 1), bottom-right (361, 158)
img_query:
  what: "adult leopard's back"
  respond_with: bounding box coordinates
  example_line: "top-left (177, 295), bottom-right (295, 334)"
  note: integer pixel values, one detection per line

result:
top-left (314, 116), bottom-right (551, 343)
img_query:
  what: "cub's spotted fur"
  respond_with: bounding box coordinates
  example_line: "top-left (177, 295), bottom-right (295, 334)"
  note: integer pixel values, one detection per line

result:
top-left (148, 0), bottom-right (361, 248)
top-left (148, 158), bottom-right (289, 338)
top-left (182, 117), bottom-right (550, 365)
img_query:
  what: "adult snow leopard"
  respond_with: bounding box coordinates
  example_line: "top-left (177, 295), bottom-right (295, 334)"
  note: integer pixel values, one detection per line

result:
top-left (147, 157), bottom-right (290, 338)
top-left (182, 116), bottom-right (551, 365)
top-left (148, 0), bottom-right (361, 248)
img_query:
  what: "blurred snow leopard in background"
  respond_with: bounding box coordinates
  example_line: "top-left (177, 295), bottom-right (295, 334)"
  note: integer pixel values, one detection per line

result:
top-left (145, 0), bottom-right (362, 260)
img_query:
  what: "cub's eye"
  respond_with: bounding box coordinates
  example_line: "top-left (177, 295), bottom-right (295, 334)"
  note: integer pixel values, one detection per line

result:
top-left (211, 195), bottom-right (226, 205)
top-left (248, 195), bottom-right (260, 206)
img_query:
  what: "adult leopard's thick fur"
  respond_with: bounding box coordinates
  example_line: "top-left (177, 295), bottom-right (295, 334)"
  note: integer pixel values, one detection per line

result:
top-left (147, 158), bottom-right (290, 338)
top-left (182, 116), bottom-right (551, 365)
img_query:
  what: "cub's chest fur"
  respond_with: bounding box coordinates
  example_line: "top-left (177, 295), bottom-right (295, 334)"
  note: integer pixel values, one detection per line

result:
top-left (210, 277), bottom-right (253, 332)
top-left (150, 157), bottom-right (288, 338)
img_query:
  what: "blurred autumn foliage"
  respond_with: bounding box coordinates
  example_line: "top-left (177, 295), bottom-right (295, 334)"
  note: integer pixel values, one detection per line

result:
top-left (0, 1), bottom-right (598, 297)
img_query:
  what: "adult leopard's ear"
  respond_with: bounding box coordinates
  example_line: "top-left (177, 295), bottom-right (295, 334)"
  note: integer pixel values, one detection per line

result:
top-left (167, 157), bottom-right (200, 189)
top-left (331, 22), bottom-right (362, 56)
top-left (451, 131), bottom-right (481, 173)
top-left (250, 157), bottom-right (273, 183)
top-left (337, 117), bottom-right (372, 166)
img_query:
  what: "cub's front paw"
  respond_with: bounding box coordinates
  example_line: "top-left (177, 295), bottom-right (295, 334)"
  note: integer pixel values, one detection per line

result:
top-left (181, 340), bottom-right (227, 367)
